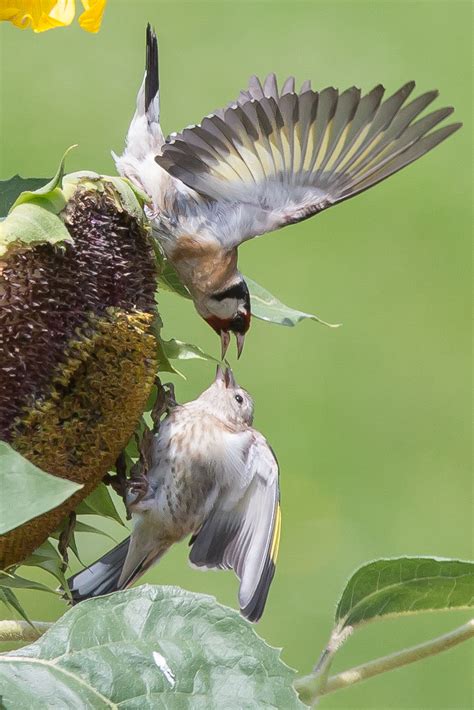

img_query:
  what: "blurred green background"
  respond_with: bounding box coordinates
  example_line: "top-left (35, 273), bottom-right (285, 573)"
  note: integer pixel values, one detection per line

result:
top-left (1, 1), bottom-right (472, 707)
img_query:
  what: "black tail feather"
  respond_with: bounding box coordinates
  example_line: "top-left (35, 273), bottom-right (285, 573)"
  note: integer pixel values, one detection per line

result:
top-left (145, 24), bottom-right (159, 113)
top-left (67, 537), bottom-right (130, 604)
top-left (240, 557), bottom-right (276, 623)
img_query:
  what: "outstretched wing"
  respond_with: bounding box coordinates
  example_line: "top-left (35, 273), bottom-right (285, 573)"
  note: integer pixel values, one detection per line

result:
top-left (189, 432), bottom-right (281, 622)
top-left (156, 76), bottom-right (461, 247)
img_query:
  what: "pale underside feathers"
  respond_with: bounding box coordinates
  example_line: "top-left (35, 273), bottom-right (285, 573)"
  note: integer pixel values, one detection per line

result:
top-left (68, 430), bottom-right (281, 623)
top-left (190, 433), bottom-right (281, 622)
top-left (155, 75), bottom-right (461, 246)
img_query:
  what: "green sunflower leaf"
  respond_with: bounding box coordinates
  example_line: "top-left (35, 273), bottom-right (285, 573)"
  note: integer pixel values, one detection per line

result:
top-left (153, 249), bottom-right (340, 329)
top-left (161, 338), bottom-right (219, 364)
top-left (0, 203), bottom-right (72, 258)
top-left (9, 145), bottom-right (78, 215)
top-left (0, 572), bottom-right (55, 595)
top-left (21, 540), bottom-right (68, 589)
top-left (0, 442), bottom-right (82, 535)
top-left (0, 588), bottom-right (35, 628)
top-left (336, 557), bottom-right (474, 630)
top-left (0, 176), bottom-right (50, 218)
top-left (0, 586), bottom-right (303, 709)
top-left (75, 483), bottom-right (125, 527)
top-left (246, 276), bottom-right (341, 329)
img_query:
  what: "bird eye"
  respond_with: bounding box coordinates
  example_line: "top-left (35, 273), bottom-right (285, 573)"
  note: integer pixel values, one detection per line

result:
top-left (235, 394), bottom-right (243, 405)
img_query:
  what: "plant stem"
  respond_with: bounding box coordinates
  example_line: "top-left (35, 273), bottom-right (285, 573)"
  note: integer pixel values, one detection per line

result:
top-left (322, 619), bottom-right (474, 695)
top-left (295, 625), bottom-right (353, 704)
top-left (0, 620), bottom-right (52, 643)
top-left (295, 619), bottom-right (474, 706)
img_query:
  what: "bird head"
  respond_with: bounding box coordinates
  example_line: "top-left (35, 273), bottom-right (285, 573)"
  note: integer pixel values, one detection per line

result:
top-left (199, 278), bottom-right (251, 359)
top-left (199, 365), bottom-right (254, 427)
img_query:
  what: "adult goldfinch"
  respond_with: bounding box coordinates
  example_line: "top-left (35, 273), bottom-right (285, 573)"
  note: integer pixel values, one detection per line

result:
top-left (116, 25), bottom-right (461, 358)
top-left (68, 367), bottom-right (281, 622)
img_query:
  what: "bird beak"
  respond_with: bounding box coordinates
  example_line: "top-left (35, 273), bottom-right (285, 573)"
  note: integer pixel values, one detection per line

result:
top-left (236, 332), bottom-right (245, 359)
top-left (224, 367), bottom-right (236, 388)
top-left (215, 365), bottom-right (225, 383)
top-left (220, 331), bottom-right (230, 359)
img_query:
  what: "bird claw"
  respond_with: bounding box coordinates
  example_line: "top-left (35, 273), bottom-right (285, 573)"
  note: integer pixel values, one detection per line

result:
top-left (149, 379), bottom-right (177, 432)
top-left (127, 468), bottom-right (150, 510)
top-left (163, 382), bottom-right (177, 411)
top-left (103, 451), bottom-right (131, 518)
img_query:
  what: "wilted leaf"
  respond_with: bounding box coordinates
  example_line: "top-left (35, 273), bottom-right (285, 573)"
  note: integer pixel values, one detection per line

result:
top-left (75, 483), bottom-right (125, 526)
top-left (50, 519), bottom-right (117, 564)
top-left (336, 557), bottom-right (474, 629)
top-left (10, 145), bottom-right (77, 215)
top-left (0, 585), bottom-right (303, 709)
top-left (0, 176), bottom-right (50, 218)
top-left (50, 525), bottom-right (82, 564)
top-left (104, 176), bottom-right (149, 221)
top-left (0, 442), bottom-right (82, 535)
top-left (0, 202), bottom-right (72, 258)
top-left (246, 277), bottom-right (341, 328)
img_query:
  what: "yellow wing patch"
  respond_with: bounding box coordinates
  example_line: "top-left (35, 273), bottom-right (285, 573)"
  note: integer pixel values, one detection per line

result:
top-left (270, 503), bottom-right (282, 564)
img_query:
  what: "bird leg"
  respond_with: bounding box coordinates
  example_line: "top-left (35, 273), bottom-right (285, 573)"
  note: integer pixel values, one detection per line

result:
top-left (163, 382), bottom-right (178, 412)
top-left (127, 461), bottom-right (150, 511)
top-left (103, 450), bottom-right (129, 508)
top-left (107, 379), bottom-right (178, 516)
top-left (149, 378), bottom-right (177, 433)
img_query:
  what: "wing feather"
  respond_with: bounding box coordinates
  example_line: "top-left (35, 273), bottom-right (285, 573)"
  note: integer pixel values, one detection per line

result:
top-left (189, 433), bottom-right (280, 622)
top-left (156, 76), bottom-right (461, 246)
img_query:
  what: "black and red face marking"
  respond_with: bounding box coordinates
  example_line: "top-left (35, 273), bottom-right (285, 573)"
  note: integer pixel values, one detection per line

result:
top-left (212, 280), bottom-right (251, 312)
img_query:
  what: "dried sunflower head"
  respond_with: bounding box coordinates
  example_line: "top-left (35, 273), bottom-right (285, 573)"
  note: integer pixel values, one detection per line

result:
top-left (0, 165), bottom-right (158, 567)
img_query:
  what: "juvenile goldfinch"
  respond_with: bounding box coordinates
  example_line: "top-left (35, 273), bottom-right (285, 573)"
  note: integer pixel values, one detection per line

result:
top-left (67, 367), bottom-right (281, 622)
top-left (115, 25), bottom-right (461, 358)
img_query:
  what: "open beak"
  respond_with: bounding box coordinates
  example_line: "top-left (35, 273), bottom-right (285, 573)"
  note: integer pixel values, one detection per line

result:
top-left (236, 332), bottom-right (245, 359)
top-left (215, 364), bottom-right (225, 383)
top-left (224, 367), bottom-right (236, 388)
top-left (220, 331), bottom-right (231, 359)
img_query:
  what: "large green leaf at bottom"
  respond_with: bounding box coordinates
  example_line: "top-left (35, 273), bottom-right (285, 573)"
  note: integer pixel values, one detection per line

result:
top-left (0, 442), bottom-right (82, 535)
top-left (0, 585), bottom-right (303, 709)
top-left (336, 557), bottom-right (474, 629)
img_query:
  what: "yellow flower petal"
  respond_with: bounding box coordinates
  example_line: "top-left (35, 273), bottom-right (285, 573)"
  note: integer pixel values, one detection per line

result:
top-left (0, 8), bottom-right (22, 22)
top-left (78, 0), bottom-right (105, 33)
top-left (0, 1), bottom-right (75, 32)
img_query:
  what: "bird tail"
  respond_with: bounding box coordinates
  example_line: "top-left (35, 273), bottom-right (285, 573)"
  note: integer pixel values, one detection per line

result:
top-left (67, 533), bottom-right (172, 604)
top-left (145, 23), bottom-right (160, 127)
top-left (67, 537), bottom-right (131, 603)
top-left (113, 24), bottom-right (164, 191)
